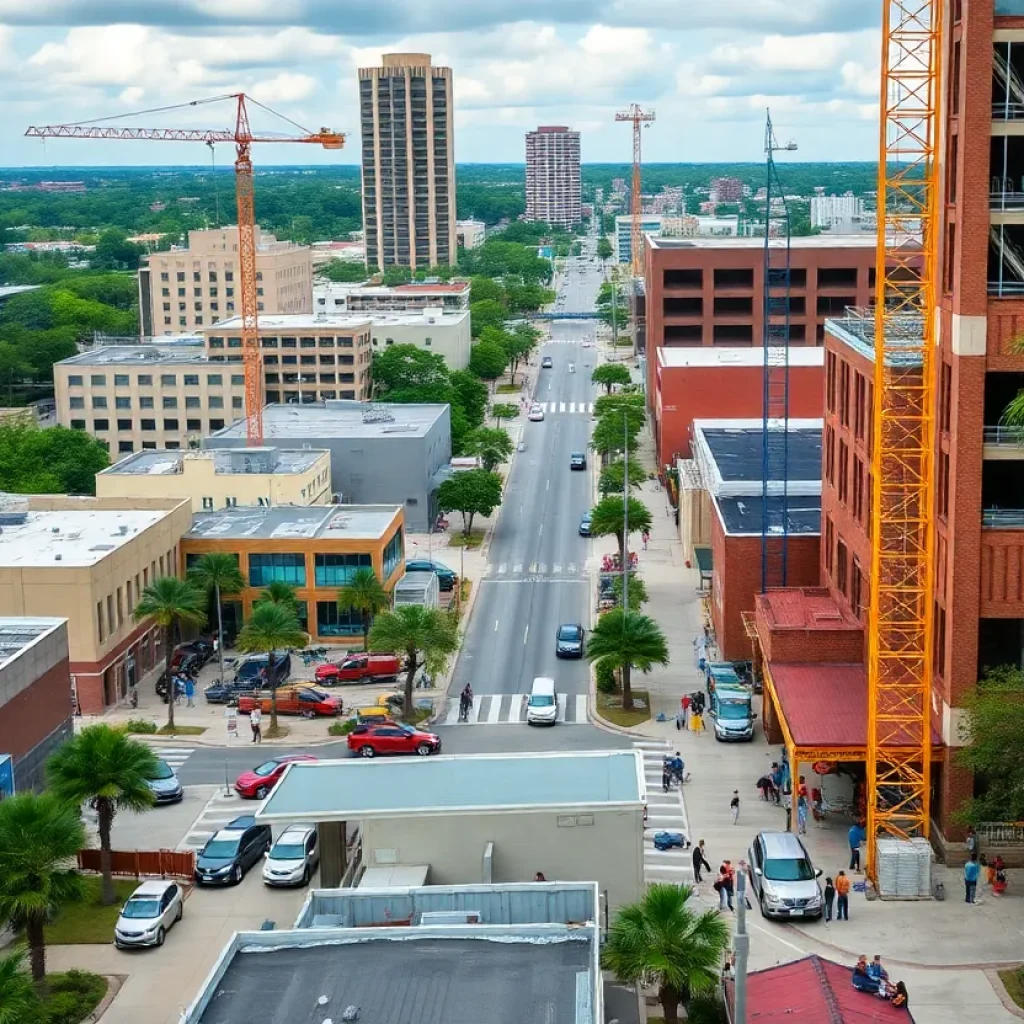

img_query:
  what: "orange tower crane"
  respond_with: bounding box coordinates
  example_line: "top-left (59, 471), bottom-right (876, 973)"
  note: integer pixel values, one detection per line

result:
top-left (865, 0), bottom-right (942, 878)
top-left (26, 93), bottom-right (344, 444)
top-left (614, 105), bottom-right (655, 276)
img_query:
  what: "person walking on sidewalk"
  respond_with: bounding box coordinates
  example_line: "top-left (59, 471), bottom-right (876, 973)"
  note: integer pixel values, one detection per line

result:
top-left (692, 840), bottom-right (712, 884)
top-left (964, 852), bottom-right (980, 904)
top-left (250, 705), bottom-right (262, 744)
top-left (642, 530), bottom-right (650, 551)
top-left (690, 708), bottom-right (705, 736)
top-left (835, 870), bottom-right (851, 920)
top-left (848, 821), bottom-right (866, 872)
top-left (730, 790), bottom-right (740, 825)
top-left (184, 675), bottom-right (196, 708)
top-left (824, 877), bottom-right (836, 922)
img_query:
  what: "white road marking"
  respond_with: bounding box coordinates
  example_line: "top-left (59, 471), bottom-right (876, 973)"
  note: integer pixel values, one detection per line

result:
top-left (529, 562), bottom-right (537, 573)
top-left (559, 402), bottom-right (567, 413)
top-left (538, 563), bottom-right (547, 574)
top-left (523, 625), bottom-right (529, 645)
top-left (546, 479), bottom-right (550, 491)
top-left (556, 694), bottom-right (569, 723)
top-left (569, 402), bottom-right (576, 413)
top-left (575, 694), bottom-right (588, 721)
top-left (467, 696), bottom-right (483, 724)
top-left (444, 698), bottom-right (460, 725)
top-left (487, 695), bottom-right (504, 724)
top-left (513, 563), bottom-right (523, 574)
top-left (538, 523), bottom-right (543, 538)
top-left (553, 564), bottom-right (562, 573)
top-left (494, 618), bottom-right (500, 631)
top-left (498, 563), bottom-right (507, 575)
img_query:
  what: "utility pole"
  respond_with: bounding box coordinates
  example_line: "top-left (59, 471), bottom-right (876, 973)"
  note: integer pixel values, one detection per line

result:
top-left (733, 865), bottom-right (750, 1023)
top-left (622, 410), bottom-right (629, 612)
top-left (611, 269), bottom-right (619, 348)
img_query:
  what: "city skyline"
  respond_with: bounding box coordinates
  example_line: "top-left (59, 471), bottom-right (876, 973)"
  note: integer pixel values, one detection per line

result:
top-left (0, 1), bottom-right (882, 167)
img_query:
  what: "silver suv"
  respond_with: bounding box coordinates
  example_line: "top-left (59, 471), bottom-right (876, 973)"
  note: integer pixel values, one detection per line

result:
top-left (747, 831), bottom-right (823, 920)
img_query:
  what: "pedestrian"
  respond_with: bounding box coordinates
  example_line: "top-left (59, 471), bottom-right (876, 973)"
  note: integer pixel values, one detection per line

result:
top-left (534, 872), bottom-right (546, 882)
top-left (964, 851), bottom-right (980, 904)
top-left (692, 840), bottom-right (712, 884)
top-left (730, 789), bottom-right (740, 825)
top-left (966, 826), bottom-right (978, 859)
top-left (184, 675), bottom-right (195, 708)
top-left (250, 705), bottom-right (262, 744)
top-left (824, 876), bottom-right (836, 922)
top-left (662, 760), bottom-right (672, 793)
top-left (690, 708), bottom-right (705, 736)
top-left (681, 693), bottom-right (691, 729)
top-left (722, 861), bottom-right (735, 911)
top-left (835, 869), bottom-right (850, 920)
top-left (769, 762), bottom-right (782, 805)
top-left (756, 775), bottom-right (771, 802)
top-left (848, 820), bottom-right (866, 872)
top-left (797, 796), bottom-right (808, 835)
top-left (642, 530), bottom-right (650, 550)
top-left (713, 868), bottom-right (728, 911)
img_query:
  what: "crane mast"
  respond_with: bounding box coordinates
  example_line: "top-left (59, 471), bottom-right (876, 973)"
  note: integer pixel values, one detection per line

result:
top-left (614, 105), bottom-right (656, 277)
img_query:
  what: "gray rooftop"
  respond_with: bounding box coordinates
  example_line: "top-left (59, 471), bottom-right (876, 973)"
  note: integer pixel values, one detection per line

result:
top-left (101, 447), bottom-right (327, 477)
top-left (714, 494), bottom-right (822, 537)
top-left (210, 400), bottom-right (446, 441)
top-left (703, 427), bottom-right (822, 484)
top-left (57, 343), bottom-right (210, 367)
top-left (257, 751), bottom-right (644, 823)
top-left (184, 504), bottom-right (400, 542)
top-left (0, 617), bottom-right (66, 669)
top-left (825, 312), bottom-right (925, 367)
top-left (649, 234), bottom-right (878, 250)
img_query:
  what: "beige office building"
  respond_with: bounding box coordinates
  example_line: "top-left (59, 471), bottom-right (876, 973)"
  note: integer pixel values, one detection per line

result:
top-left (0, 495), bottom-right (192, 715)
top-left (54, 340), bottom-right (247, 458)
top-left (96, 447), bottom-right (333, 513)
top-left (358, 53), bottom-right (457, 271)
top-left (138, 226), bottom-right (313, 336)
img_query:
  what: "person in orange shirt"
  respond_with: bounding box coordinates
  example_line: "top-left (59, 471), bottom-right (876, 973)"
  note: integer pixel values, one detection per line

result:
top-left (835, 870), bottom-right (851, 920)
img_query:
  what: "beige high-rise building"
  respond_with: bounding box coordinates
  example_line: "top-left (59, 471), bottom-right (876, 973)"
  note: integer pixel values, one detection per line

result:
top-left (358, 53), bottom-right (457, 271)
top-left (138, 226), bottom-right (313, 337)
top-left (525, 126), bottom-right (581, 228)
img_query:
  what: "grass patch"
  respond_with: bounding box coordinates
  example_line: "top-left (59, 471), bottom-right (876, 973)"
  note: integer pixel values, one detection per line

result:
top-left (121, 719), bottom-right (158, 734)
top-left (263, 724), bottom-right (290, 740)
top-left (998, 968), bottom-right (1024, 1010)
top-left (41, 970), bottom-right (108, 1024)
top-left (44, 876), bottom-right (138, 945)
top-left (494, 384), bottom-right (520, 394)
top-left (447, 530), bottom-right (485, 549)
top-left (596, 689), bottom-right (652, 728)
top-left (156, 724), bottom-right (206, 736)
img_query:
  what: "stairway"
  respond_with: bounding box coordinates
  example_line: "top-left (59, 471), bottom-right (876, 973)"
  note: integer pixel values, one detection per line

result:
top-left (634, 739), bottom-right (694, 886)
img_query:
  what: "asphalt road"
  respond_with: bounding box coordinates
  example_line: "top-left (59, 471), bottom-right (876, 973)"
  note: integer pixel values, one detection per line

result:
top-left (450, 249), bottom-right (605, 698)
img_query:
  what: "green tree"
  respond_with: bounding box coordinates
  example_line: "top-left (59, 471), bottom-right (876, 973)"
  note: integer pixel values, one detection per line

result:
top-left (372, 344), bottom-right (450, 395)
top-left (46, 725), bottom-right (159, 906)
top-left (589, 495), bottom-right (653, 561)
top-left (258, 580), bottom-right (299, 609)
top-left (599, 460), bottom-right (641, 495)
top-left (594, 402), bottom-right (645, 440)
top-left (587, 607), bottom-right (668, 712)
top-left (591, 415), bottom-right (641, 458)
top-left (464, 426), bottom-right (513, 471)
top-left (449, 369), bottom-right (489, 428)
top-left (501, 324), bottom-right (539, 385)
top-left (468, 298), bottom-right (507, 338)
top-left (187, 552), bottom-right (246, 687)
top-left (368, 605), bottom-right (459, 724)
top-left (337, 567), bottom-right (391, 651)
top-left (0, 792), bottom-right (87, 984)
top-left (381, 265), bottom-right (413, 287)
top-left (592, 363), bottom-right (632, 394)
top-left (597, 236), bottom-right (613, 261)
top-left (0, 423), bottom-right (110, 495)
top-left (490, 402), bottom-right (519, 426)
top-left (0, 949), bottom-right (40, 1024)
top-left (469, 276), bottom-right (505, 305)
top-left (133, 576), bottom-right (206, 732)
top-left (611, 572), bottom-right (648, 611)
top-left (468, 338), bottom-right (509, 385)
top-left (92, 229), bottom-right (143, 271)
top-left (322, 259), bottom-right (369, 283)
top-left (602, 883), bottom-right (729, 1024)
top-left (235, 601), bottom-right (308, 734)
top-left (437, 469), bottom-right (503, 536)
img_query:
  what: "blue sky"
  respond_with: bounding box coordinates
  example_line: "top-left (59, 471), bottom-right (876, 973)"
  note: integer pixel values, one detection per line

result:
top-left (0, 0), bottom-right (883, 167)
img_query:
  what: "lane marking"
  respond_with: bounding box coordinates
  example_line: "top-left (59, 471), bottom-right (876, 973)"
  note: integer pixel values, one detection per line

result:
top-left (494, 618), bottom-right (499, 631)
top-left (523, 625), bottom-right (530, 645)
top-left (575, 694), bottom-right (588, 721)
top-left (487, 695), bottom-right (503, 724)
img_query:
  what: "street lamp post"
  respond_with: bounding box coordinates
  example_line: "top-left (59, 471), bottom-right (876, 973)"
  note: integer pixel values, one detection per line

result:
top-left (622, 410), bottom-right (629, 611)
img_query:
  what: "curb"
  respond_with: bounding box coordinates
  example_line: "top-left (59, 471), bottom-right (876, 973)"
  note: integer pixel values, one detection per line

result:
top-left (86, 973), bottom-right (127, 1023)
top-left (987, 968), bottom-right (1024, 1019)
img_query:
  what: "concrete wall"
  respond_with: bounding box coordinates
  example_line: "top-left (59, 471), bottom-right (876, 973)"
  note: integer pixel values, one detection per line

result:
top-left (362, 807), bottom-right (644, 911)
top-left (369, 316), bottom-right (471, 371)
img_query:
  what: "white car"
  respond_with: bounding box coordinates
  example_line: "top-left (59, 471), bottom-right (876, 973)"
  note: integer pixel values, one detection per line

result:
top-left (528, 404), bottom-right (545, 422)
top-left (114, 880), bottom-right (183, 949)
top-left (262, 824), bottom-right (320, 887)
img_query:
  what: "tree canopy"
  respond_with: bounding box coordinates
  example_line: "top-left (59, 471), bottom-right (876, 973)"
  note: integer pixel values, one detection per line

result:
top-left (437, 469), bottom-right (503, 536)
top-left (0, 423), bottom-right (110, 494)
top-left (469, 338), bottom-right (509, 383)
top-left (464, 426), bottom-right (513, 471)
top-left (588, 495), bottom-right (653, 559)
top-left (591, 363), bottom-right (633, 394)
top-left (321, 259), bottom-right (369, 283)
top-left (586, 608), bottom-right (669, 711)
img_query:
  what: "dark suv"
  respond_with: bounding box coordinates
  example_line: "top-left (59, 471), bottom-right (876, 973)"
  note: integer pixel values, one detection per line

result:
top-left (405, 559), bottom-right (457, 592)
top-left (570, 452), bottom-right (587, 471)
top-left (194, 815), bottom-right (272, 887)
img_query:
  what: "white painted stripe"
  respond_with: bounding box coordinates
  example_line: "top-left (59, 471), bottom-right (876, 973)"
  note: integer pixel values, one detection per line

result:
top-left (631, 740), bottom-right (670, 749)
top-left (567, 563), bottom-right (576, 574)
top-left (538, 563), bottom-right (547, 574)
top-left (513, 564), bottom-right (523, 574)
top-left (529, 562), bottom-right (537, 573)
top-left (149, 747), bottom-right (195, 755)
top-left (569, 401), bottom-right (576, 413)
top-left (559, 402), bottom-right (567, 413)
top-left (487, 695), bottom-right (503, 724)
top-left (553, 564), bottom-right (561, 574)
top-left (575, 694), bottom-right (588, 722)
top-left (498, 563), bottom-right (507, 575)
top-left (467, 696), bottom-right (483, 724)
top-left (444, 698), bottom-right (460, 725)
top-left (556, 693), bottom-right (569, 723)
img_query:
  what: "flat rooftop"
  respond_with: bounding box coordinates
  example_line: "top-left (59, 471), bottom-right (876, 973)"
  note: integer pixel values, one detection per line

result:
top-left (756, 588), bottom-right (861, 633)
top-left (184, 505), bottom-right (399, 542)
top-left (101, 447), bottom-right (326, 477)
top-left (696, 421), bottom-right (823, 489)
top-left (209, 401), bottom-right (446, 441)
top-left (208, 309), bottom-right (468, 331)
top-left (657, 347), bottom-right (824, 369)
top-left (0, 617), bottom-right (66, 668)
top-left (57, 343), bottom-right (209, 368)
top-left (649, 234), bottom-right (878, 250)
top-left (825, 312), bottom-right (925, 367)
top-left (0, 509), bottom-right (167, 568)
top-left (258, 750), bottom-right (644, 823)
top-left (713, 494), bottom-right (822, 537)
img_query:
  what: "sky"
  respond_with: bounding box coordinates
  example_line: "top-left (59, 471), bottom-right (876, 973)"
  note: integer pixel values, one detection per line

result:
top-left (0, 0), bottom-right (884, 168)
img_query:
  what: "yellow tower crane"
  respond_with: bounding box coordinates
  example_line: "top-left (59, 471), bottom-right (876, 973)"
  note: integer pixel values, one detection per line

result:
top-left (614, 105), bottom-right (656, 277)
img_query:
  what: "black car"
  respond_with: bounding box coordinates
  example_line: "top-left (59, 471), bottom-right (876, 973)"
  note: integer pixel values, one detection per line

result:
top-left (233, 652), bottom-right (292, 688)
top-left (555, 623), bottom-right (585, 658)
top-left (405, 559), bottom-right (457, 592)
top-left (203, 678), bottom-right (255, 705)
top-left (171, 640), bottom-right (214, 671)
top-left (194, 818), bottom-right (272, 886)
top-left (570, 452), bottom-right (587, 471)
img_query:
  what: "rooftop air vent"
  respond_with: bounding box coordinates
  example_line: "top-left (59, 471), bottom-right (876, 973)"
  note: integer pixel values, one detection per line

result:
top-left (54, 553), bottom-right (62, 561)
top-left (51, 526), bottom-right (60, 534)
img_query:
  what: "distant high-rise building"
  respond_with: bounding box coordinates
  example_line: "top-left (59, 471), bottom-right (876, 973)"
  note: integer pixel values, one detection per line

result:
top-left (809, 190), bottom-right (865, 229)
top-left (358, 53), bottom-right (457, 271)
top-left (710, 176), bottom-right (744, 204)
top-left (524, 126), bottom-right (581, 228)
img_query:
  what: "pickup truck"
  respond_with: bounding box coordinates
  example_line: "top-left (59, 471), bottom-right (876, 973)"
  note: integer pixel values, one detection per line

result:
top-left (237, 686), bottom-right (343, 719)
top-left (315, 654), bottom-right (401, 685)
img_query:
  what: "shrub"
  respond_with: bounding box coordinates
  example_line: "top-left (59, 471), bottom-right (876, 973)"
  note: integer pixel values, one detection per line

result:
top-left (328, 719), bottom-right (357, 736)
top-left (596, 658), bottom-right (618, 694)
top-left (121, 719), bottom-right (158, 734)
top-left (42, 970), bottom-right (107, 1024)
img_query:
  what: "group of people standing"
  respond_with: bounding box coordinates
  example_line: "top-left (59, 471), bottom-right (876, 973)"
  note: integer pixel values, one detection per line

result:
top-left (675, 693), bottom-right (705, 735)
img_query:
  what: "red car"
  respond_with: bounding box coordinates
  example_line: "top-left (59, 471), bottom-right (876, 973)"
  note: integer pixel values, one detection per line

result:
top-left (315, 654), bottom-right (401, 685)
top-left (347, 722), bottom-right (442, 758)
top-left (234, 754), bottom-right (318, 799)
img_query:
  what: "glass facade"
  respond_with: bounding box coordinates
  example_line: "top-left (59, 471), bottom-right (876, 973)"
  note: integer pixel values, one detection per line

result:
top-left (316, 602), bottom-right (363, 637)
top-left (315, 552), bottom-right (372, 587)
top-left (248, 552), bottom-right (306, 587)
top-left (383, 527), bottom-right (404, 581)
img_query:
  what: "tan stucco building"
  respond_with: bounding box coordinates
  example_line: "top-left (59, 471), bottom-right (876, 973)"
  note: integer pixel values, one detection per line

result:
top-left (138, 226), bottom-right (313, 337)
top-left (96, 447), bottom-right (332, 513)
top-left (0, 495), bottom-right (193, 715)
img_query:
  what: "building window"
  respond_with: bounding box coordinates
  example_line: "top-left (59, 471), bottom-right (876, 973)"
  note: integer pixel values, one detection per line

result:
top-left (187, 419), bottom-right (201, 431)
top-left (68, 375), bottom-right (83, 387)
top-left (97, 601), bottom-right (104, 643)
top-left (314, 552), bottom-right (372, 587)
top-left (138, 374), bottom-right (153, 386)
top-left (117, 419), bottom-right (132, 431)
top-left (316, 601), bottom-right (363, 637)
top-left (140, 396), bottom-right (154, 409)
top-left (164, 418), bottom-right (179, 430)
top-left (166, 440), bottom-right (181, 449)
top-left (94, 418), bottom-right (110, 431)
top-left (70, 419), bottom-right (86, 429)
top-left (163, 397), bottom-right (178, 409)
top-left (232, 397), bottom-right (243, 409)
top-left (160, 374), bottom-right (176, 386)
top-left (208, 337), bottom-right (225, 349)
top-left (92, 396), bottom-right (108, 409)
top-left (838, 440), bottom-right (849, 505)
top-left (225, 497), bottom-right (237, 508)
top-left (940, 361), bottom-right (951, 433)
top-left (851, 560), bottom-right (863, 619)
top-left (142, 441), bottom-right (156, 449)
top-left (185, 396), bottom-right (201, 409)
top-left (160, 272), bottom-right (169, 282)
top-left (382, 527), bottom-right (403, 581)
top-left (118, 440), bottom-right (133, 454)
top-left (824, 425), bottom-right (835, 486)
top-left (824, 517), bottom-right (834, 577)
top-left (202, 497), bottom-right (214, 510)
top-left (938, 449), bottom-right (950, 519)
top-left (141, 419), bottom-right (156, 431)
top-left (208, 395), bottom-right (223, 409)
top-left (933, 600), bottom-right (947, 681)
top-left (184, 374), bottom-right (199, 386)
top-left (208, 374), bottom-right (223, 386)
top-left (114, 374), bottom-right (129, 386)
top-left (90, 374), bottom-right (106, 386)
top-left (210, 418), bottom-right (225, 431)
top-left (69, 397), bottom-right (85, 410)
top-left (115, 397), bottom-right (131, 410)
top-left (248, 552), bottom-right (306, 587)
top-left (231, 375), bottom-right (245, 386)
top-left (836, 539), bottom-right (848, 597)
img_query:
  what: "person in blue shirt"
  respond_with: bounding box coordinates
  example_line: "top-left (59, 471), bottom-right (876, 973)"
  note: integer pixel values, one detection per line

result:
top-left (964, 852), bottom-right (980, 903)
top-left (849, 821), bottom-right (867, 872)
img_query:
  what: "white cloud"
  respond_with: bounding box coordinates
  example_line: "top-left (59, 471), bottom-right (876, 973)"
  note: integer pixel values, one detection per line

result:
top-left (250, 71), bottom-right (317, 104)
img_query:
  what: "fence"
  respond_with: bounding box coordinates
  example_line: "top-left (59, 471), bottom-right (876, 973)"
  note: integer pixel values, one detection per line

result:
top-left (977, 823), bottom-right (1024, 847)
top-left (77, 848), bottom-right (195, 880)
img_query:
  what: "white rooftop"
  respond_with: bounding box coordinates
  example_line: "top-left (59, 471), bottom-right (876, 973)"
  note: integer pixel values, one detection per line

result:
top-left (0, 510), bottom-right (167, 568)
top-left (649, 234), bottom-right (879, 250)
top-left (657, 347), bottom-right (825, 369)
top-left (210, 401), bottom-right (446, 440)
top-left (0, 617), bottom-right (66, 668)
top-left (185, 504), bottom-right (400, 542)
top-left (101, 447), bottom-right (327, 477)
top-left (206, 309), bottom-right (468, 332)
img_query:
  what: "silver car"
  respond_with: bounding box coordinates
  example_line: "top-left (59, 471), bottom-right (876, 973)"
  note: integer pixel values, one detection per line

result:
top-left (114, 880), bottom-right (183, 948)
top-left (262, 824), bottom-right (320, 887)
top-left (145, 758), bottom-right (183, 804)
top-left (746, 831), bottom-right (823, 920)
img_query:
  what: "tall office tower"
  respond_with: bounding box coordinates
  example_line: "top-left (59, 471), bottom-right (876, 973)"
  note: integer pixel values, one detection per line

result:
top-left (525, 126), bottom-right (582, 228)
top-left (358, 53), bottom-right (457, 271)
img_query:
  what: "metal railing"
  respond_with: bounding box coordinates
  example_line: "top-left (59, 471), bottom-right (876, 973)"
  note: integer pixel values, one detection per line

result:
top-left (993, 102), bottom-right (1024, 120)
top-left (977, 822), bottom-right (1024, 845)
top-left (982, 508), bottom-right (1024, 528)
top-left (984, 425), bottom-right (1024, 446)
top-left (990, 191), bottom-right (1024, 212)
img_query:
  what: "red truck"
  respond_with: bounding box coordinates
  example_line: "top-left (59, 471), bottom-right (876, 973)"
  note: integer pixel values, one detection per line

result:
top-left (315, 653), bottom-right (401, 685)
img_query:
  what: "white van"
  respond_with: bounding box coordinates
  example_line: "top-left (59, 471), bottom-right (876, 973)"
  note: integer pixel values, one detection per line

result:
top-left (526, 677), bottom-right (558, 726)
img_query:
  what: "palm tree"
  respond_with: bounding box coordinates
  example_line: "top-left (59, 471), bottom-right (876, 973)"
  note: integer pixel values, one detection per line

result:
top-left (586, 608), bottom-right (669, 711)
top-left (602, 883), bottom-right (730, 1024)
top-left (236, 601), bottom-right (308, 734)
top-left (0, 792), bottom-right (87, 984)
top-left (0, 949), bottom-right (40, 1024)
top-left (337, 567), bottom-right (391, 651)
top-left (258, 580), bottom-right (299, 608)
top-left (133, 576), bottom-right (206, 732)
top-left (47, 725), bottom-right (160, 906)
top-left (369, 605), bottom-right (459, 720)
top-left (588, 495), bottom-right (653, 562)
top-left (187, 552), bottom-right (245, 687)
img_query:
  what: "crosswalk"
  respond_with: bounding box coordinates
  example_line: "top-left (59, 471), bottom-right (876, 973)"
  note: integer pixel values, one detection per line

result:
top-left (181, 789), bottom-right (262, 851)
top-left (148, 746), bottom-right (195, 771)
top-left (530, 401), bottom-right (594, 415)
top-left (635, 740), bottom-right (695, 885)
top-left (486, 562), bottom-right (585, 578)
top-left (441, 692), bottom-right (589, 726)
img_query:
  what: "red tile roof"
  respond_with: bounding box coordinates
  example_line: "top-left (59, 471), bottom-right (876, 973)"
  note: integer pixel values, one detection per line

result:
top-left (394, 282), bottom-right (470, 294)
top-left (757, 588), bottom-right (861, 632)
top-left (725, 955), bottom-right (915, 1022)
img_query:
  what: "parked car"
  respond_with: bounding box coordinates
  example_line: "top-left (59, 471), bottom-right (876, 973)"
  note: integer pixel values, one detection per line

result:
top-left (233, 651), bottom-right (292, 688)
top-left (316, 653), bottom-right (401, 685)
top-left (237, 686), bottom-right (343, 719)
top-left (171, 639), bottom-right (214, 671)
top-left (746, 831), bottom-right (823, 920)
top-left (347, 721), bottom-right (442, 758)
top-left (194, 820), bottom-right (272, 886)
top-left (555, 623), bottom-right (585, 658)
top-left (541, 356), bottom-right (553, 368)
top-left (579, 512), bottom-right (593, 537)
top-left (144, 759), bottom-right (183, 804)
top-left (528, 403), bottom-right (545, 422)
top-left (569, 451), bottom-right (587, 471)
top-left (262, 824), bottom-right (320, 887)
top-left (114, 880), bottom-right (184, 949)
top-left (405, 558), bottom-right (457, 592)
top-left (234, 755), bottom-right (318, 800)
top-left (203, 678), bottom-right (255, 704)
